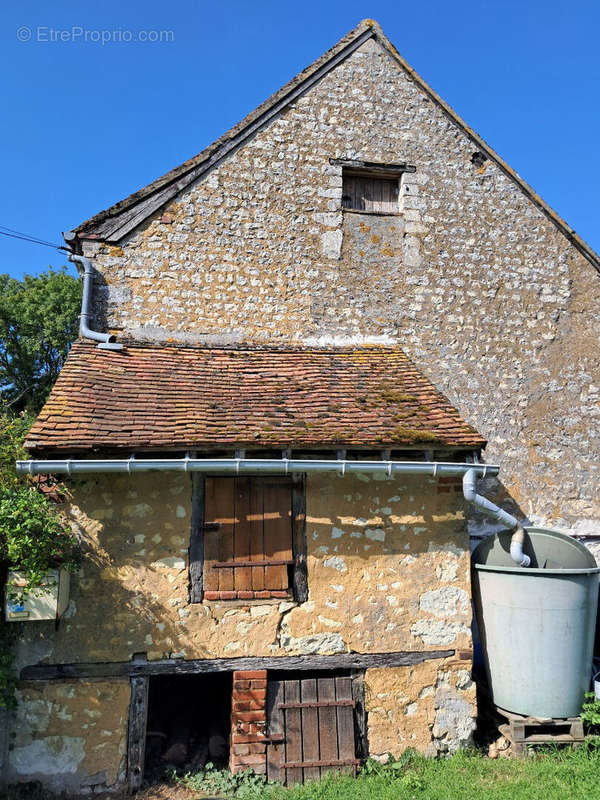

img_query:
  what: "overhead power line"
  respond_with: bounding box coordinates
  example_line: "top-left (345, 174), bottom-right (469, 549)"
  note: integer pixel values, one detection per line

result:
top-left (0, 225), bottom-right (69, 252)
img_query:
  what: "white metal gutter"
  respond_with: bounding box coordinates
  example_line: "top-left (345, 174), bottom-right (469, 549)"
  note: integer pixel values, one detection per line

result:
top-left (17, 456), bottom-right (500, 478)
top-left (18, 455), bottom-right (529, 562)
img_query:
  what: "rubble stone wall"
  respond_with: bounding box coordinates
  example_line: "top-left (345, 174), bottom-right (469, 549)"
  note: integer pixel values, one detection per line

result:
top-left (15, 472), bottom-right (471, 665)
top-left (10, 469), bottom-right (475, 791)
top-left (5, 680), bottom-right (129, 794)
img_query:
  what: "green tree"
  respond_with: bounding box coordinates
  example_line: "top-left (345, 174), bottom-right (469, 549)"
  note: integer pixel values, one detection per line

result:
top-left (0, 267), bottom-right (81, 707)
top-left (0, 267), bottom-right (81, 412)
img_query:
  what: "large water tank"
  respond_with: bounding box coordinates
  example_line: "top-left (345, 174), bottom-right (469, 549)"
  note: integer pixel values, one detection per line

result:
top-left (472, 527), bottom-right (600, 718)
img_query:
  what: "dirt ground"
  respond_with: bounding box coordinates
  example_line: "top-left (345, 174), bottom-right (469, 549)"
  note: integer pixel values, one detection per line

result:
top-left (2, 780), bottom-right (212, 800)
top-left (135, 784), bottom-right (202, 800)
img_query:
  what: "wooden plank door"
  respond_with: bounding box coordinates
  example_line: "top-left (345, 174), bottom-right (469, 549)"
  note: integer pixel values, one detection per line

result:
top-left (266, 674), bottom-right (358, 784)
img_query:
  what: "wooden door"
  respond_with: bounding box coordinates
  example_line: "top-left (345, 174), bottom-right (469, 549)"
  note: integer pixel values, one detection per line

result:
top-left (266, 675), bottom-right (358, 784)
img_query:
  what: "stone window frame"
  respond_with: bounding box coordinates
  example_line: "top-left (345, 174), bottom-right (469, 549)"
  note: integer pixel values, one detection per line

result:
top-left (331, 158), bottom-right (416, 218)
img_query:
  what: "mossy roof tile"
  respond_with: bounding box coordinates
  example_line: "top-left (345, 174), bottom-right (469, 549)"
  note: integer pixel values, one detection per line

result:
top-left (25, 340), bottom-right (486, 455)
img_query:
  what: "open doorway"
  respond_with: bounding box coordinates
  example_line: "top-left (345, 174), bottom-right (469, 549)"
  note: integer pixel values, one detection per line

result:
top-left (144, 673), bottom-right (232, 782)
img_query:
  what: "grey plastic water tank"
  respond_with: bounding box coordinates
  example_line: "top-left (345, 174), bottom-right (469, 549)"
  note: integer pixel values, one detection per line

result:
top-left (472, 527), bottom-right (600, 719)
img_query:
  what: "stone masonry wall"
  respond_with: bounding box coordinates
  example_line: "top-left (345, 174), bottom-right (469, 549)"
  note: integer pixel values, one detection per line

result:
top-left (6, 679), bottom-right (129, 794)
top-left (80, 36), bottom-right (600, 534)
top-left (15, 472), bottom-right (471, 665)
top-left (11, 469), bottom-right (475, 780)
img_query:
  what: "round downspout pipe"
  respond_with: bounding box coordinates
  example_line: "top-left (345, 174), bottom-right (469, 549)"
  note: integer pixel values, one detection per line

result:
top-left (463, 468), bottom-right (530, 567)
top-left (68, 254), bottom-right (122, 350)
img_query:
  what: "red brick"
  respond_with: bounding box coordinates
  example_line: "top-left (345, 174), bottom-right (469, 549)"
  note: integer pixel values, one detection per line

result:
top-left (231, 733), bottom-right (268, 744)
top-left (254, 590), bottom-right (272, 599)
top-left (219, 590), bottom-right (237, 600)
top-left (269, 590), bottom-right (290, 598)
top-left (248, 722), bottom-right (266, 735)
top-left (233, 744), bottom-right (250, 756)
top-left (232, 710), bottom-right (265, 723)
top-left (233, 700), bottom-right (263, 712)
top-left (203, 591), bottom-right (219, 600)
top-left (237, 590), bottom-right (254, 599)
top-left (233, 680), bottom-right (251, 690)
top-left (231, 761), bottom-right (266, 775)
top-left (250, 679), bottom-right (267, 690)
top-left (234, 689), bottom-right (266, 702)
top-left (233, 670), bottom-right (267, 680)
top-left (248, 743), bottom-right (266, 754)
top-left (231, 754), bottom-right (266, 766)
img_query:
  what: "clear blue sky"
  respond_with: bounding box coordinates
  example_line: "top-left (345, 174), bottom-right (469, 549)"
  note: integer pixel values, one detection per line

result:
top-left (1, 0), bottom-right (599, 279)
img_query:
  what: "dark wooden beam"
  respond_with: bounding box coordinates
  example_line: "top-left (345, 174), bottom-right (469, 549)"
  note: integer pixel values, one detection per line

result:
top-left (188, 473), bottom-right (204, 603)
top-left (127, 676), bottom-right (148, 793)
top-left (20, 650), bottom-right (455, 681)
top-left (292, 474), bottom-right (308, 603)
top-left (329, 158), bottom-right (417, 176)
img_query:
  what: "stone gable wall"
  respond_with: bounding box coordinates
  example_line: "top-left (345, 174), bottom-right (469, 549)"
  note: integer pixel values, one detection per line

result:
top-left (80, 37), bottom-right (600, 532)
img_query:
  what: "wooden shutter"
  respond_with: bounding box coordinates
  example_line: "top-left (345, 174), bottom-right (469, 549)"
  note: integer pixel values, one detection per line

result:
top-left (202, 477), bottom-right (295, 597)
top-left (267, 674), bottom-right (358, 785)
top-left (342, 175), bottom-right (399, 212)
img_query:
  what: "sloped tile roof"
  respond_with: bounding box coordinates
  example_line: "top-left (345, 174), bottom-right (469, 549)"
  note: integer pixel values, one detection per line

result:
top-left (25, 341), bottom-right (485, 455)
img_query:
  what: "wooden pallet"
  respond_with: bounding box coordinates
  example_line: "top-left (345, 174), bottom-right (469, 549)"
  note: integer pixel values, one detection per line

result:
top-left (495, 705), bottom-right (584, 756)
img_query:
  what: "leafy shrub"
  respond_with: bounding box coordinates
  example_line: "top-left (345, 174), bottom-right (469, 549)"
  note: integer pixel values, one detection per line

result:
top-left (0, 409), bottom-right (79, 707)
top-left (174, 763), bottom-right (270, 797)
top-left (0, 484), bottom-right (79, 599)
top-left (581, 692), bottom-right (600, 731)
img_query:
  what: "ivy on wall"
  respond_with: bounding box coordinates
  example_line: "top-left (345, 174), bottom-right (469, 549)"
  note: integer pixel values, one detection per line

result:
top-left (0, 412), bottom-right (80, 707)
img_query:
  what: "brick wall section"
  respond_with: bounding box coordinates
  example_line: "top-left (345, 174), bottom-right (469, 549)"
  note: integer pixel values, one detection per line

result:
top-left (436, 476), bottom-right (463, 495)
top-left (230, 670), bottom-right (268, 775)
top-left (205, 590), bottom-right (291, 601)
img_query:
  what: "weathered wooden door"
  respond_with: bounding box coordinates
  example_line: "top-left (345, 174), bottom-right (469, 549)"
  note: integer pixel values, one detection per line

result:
top-left (266, 675), bottom-right (358, 785)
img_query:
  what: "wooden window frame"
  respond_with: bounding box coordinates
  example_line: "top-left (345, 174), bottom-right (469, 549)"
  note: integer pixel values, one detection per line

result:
top-left (332, 158), bottom-right (416, 217)
top-left (342, 171), bottom-right (400, 214)
top-left (189, 474), bottom-right (307, 604)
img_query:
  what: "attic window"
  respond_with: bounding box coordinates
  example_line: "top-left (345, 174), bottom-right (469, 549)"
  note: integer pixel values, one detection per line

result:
top-left (342, 174), bottom-right (399, 213)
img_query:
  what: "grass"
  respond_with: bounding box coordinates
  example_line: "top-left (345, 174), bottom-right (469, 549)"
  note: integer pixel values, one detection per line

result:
top-left (175, 744), bottom-right (600, 800)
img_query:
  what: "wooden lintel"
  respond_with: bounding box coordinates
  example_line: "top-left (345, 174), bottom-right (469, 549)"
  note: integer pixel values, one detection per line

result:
top-left (20, 649), bottom-right (455, 682)
top-left (329, 158), bottom-right (417, 175)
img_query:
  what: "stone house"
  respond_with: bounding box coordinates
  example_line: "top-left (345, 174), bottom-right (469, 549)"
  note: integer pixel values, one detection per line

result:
top-left (3, 18), bottom-right (599, 796)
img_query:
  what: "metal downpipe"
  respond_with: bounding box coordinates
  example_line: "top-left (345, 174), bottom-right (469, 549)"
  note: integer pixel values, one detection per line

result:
top-left (462, 468), bottom-right (530, 566)
top-left (68, 254), bottom-right (122, 349)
